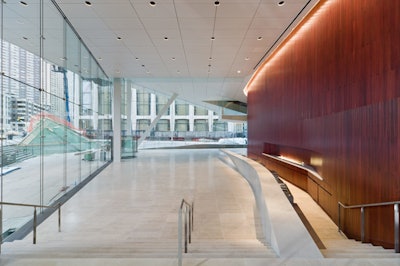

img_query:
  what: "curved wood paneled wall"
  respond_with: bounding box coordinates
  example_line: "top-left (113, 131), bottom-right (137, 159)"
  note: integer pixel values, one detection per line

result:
top-left (247, 0), bottom-right (400, 248)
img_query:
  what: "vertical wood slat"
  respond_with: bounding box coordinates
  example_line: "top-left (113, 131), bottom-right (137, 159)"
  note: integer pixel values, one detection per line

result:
top-left (247, 0), bottom-right (400, 248)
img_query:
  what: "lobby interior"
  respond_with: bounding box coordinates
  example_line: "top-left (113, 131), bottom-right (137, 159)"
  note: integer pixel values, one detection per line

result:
top-left (1, 0), bottom-right (400, 265)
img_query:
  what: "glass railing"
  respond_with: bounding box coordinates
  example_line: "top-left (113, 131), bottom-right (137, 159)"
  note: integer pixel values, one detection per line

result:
top-left (121, 136), bottom-right (138, 158)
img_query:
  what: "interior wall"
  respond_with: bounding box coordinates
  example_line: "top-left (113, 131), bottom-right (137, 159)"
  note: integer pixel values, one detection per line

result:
top-left (247, 0), bottom-right (400, 248)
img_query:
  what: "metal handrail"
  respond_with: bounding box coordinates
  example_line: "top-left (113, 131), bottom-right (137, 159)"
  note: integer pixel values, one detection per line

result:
top-left (338, 201), bottom-right (400, 253)
top-left (178, 199), bottom-right (194, 266)
top-left (0, 201), bottom-right (62, 253)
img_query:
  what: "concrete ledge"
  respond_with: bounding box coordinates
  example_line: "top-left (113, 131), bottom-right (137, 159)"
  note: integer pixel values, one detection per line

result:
top-left (221, 149), bottom-right (322, 258)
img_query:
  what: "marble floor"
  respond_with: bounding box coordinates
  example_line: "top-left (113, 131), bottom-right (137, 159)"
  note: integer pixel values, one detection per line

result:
top-left (2, 148), bottom-right (400, 266)
top-left (5, 148), bottom-right (261, 248)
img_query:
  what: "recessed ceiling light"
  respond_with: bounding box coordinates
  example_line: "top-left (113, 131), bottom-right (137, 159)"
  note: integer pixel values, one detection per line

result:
top-left (177, 70), bottom-right (180, 73)
top-left (117, 36), bottom-right (122, 40)
top-left (171, 57), bottom-right (176, 60)
top-left (245, 57), bottom-right (250, 61)
top-left (149, 1), bottom-right (156, 6)
top-left (257, 36), bottom-right (263, 40)
top-left (214, 1), bottom-right (220, 6)
top-left (278, 1), bottom-right (285, 6)
top-left (85, 1), bottom-right (92, 6)
top-left (141, 64), bottom-right (145, 67)
top-left (97, 57), bottom-right (102, 61)
top-left (164, 37), bottom-right (169, 40)
top-left (211, 36), bottom-right (215, 40)
top-left (19, 1), bottom-right (27, 6)
top-left (209, 57), bottom-right (212, 60)
top-left (208, 64), bottom-right (211, 67)
top-left (135, 57), bottom-right (139, 60)
top-left (22, 36), bottom-right (28, 40)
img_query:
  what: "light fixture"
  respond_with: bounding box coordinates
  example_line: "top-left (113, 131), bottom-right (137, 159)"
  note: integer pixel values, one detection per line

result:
top-left (149, 1), bottom-right (156, 6)
top-left (135, 57), bottom-right (139, 60)
top-left (97, 57), bottom-right (102, 61)
top-left (19, 1), bottom-right (27, 6)
top-left (209, 57), bottom-right (212, 60)
top-left (214, 1), bottom-right (220, 6)
top-left (171, 57), bottom-right (176, 60)
top-left (257, 36), bottom-right (263, 40)
top-left (117, 36), bottom-right (122, 40)
top-left (22, 36), bottom-right (28, 40)
top-left (245, 57), bottom-right (250, 61)
top-left (85, 1), bottom-right (92, 6)
top-left (237, 70), bottom-right (241, 74)
top-left (164, 37), bottom-right (169, 40)
top-left (211, 36), bottom-right (215, 40)
top-left (278, 1), bottom-right (285, 6)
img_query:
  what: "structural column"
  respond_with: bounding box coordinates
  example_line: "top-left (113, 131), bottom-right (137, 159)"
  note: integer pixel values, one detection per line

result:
top-left (112, 78), bottom-right (122, 162)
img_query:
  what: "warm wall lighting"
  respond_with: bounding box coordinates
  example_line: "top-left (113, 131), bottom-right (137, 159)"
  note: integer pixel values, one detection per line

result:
top-left (244, 0), bottom-right (332, 96)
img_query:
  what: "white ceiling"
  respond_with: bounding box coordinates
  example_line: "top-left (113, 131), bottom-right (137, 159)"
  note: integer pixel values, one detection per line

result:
top-left (2, 0), bottom-right (319, 110)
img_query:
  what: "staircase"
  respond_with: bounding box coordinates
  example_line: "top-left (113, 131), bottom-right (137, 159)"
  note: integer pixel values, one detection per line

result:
top-left (321, 239), bottom-right (400, 258)
top-left (1, 237), bottom-right (275, 259)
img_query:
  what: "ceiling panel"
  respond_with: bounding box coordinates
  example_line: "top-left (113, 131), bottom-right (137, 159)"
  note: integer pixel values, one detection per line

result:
top-left (2, 0), bottom-right (320, 109)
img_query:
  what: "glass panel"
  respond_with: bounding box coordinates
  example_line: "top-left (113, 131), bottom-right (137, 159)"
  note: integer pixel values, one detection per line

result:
top-left (0, 0), bottom-right (111, 239)
top-left (175, 100), bottom-right (189, 116)
top-left (175, 119), bottom-right (189, 132)
top-left (156, 119), bottom-right (170, 132)
top-left (194, 119), bottom-right (208, 131)
top-left (194, 106), bottom-right (208, 116)
top-left (137, 89), bottom-right (150, 115)
top-left (137, 119), bottom-right (150, 131)
top-left (156, 94), bottom-right (170, 115)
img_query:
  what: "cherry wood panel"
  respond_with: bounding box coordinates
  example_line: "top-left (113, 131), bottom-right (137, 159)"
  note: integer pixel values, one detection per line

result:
top-left (247, 0), bottom-right (400, 248)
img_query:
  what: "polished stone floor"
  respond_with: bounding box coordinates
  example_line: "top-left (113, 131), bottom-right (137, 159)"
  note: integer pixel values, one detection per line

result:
top-left (2, 148), bottom-right (400, 265)
top-left (15, 148), bottom-right (260, 244)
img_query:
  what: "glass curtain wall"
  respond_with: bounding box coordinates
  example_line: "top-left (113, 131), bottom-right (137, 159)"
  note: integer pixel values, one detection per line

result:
top-left (0, 0), bottom-right (112, 238)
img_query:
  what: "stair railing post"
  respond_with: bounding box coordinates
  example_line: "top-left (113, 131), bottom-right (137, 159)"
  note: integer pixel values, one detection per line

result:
top-left (394, 203), bottom-right (399, 253)
top-left (178, 206), bottom-right (183, 266)
top-left (33, 206), bottom-right (37, 244)
top-left (184, 205), bottom-right (188, 253)
top-left (361, 207), bottom-right (365, 243)
top-left (188, 207), bottom-right (191, 244)
top-left (58, 203), bottom-right (61, 232)
top-left (191, 201), bottom-right (194, 232)
top-left (0, 207), bottom-right (2, 254)
top-left (338, 203), bottom-right (341, 233)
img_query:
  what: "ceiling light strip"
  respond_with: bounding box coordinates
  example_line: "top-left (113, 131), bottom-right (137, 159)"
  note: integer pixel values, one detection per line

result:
top-left (172, 0), bottom-right (191, 76)
top-left (48, 0), bottom-right (109, 78)
top-left (208, 3), bottom-right (219, 75)
top-left (253, 0), bottom-right (315, 70)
